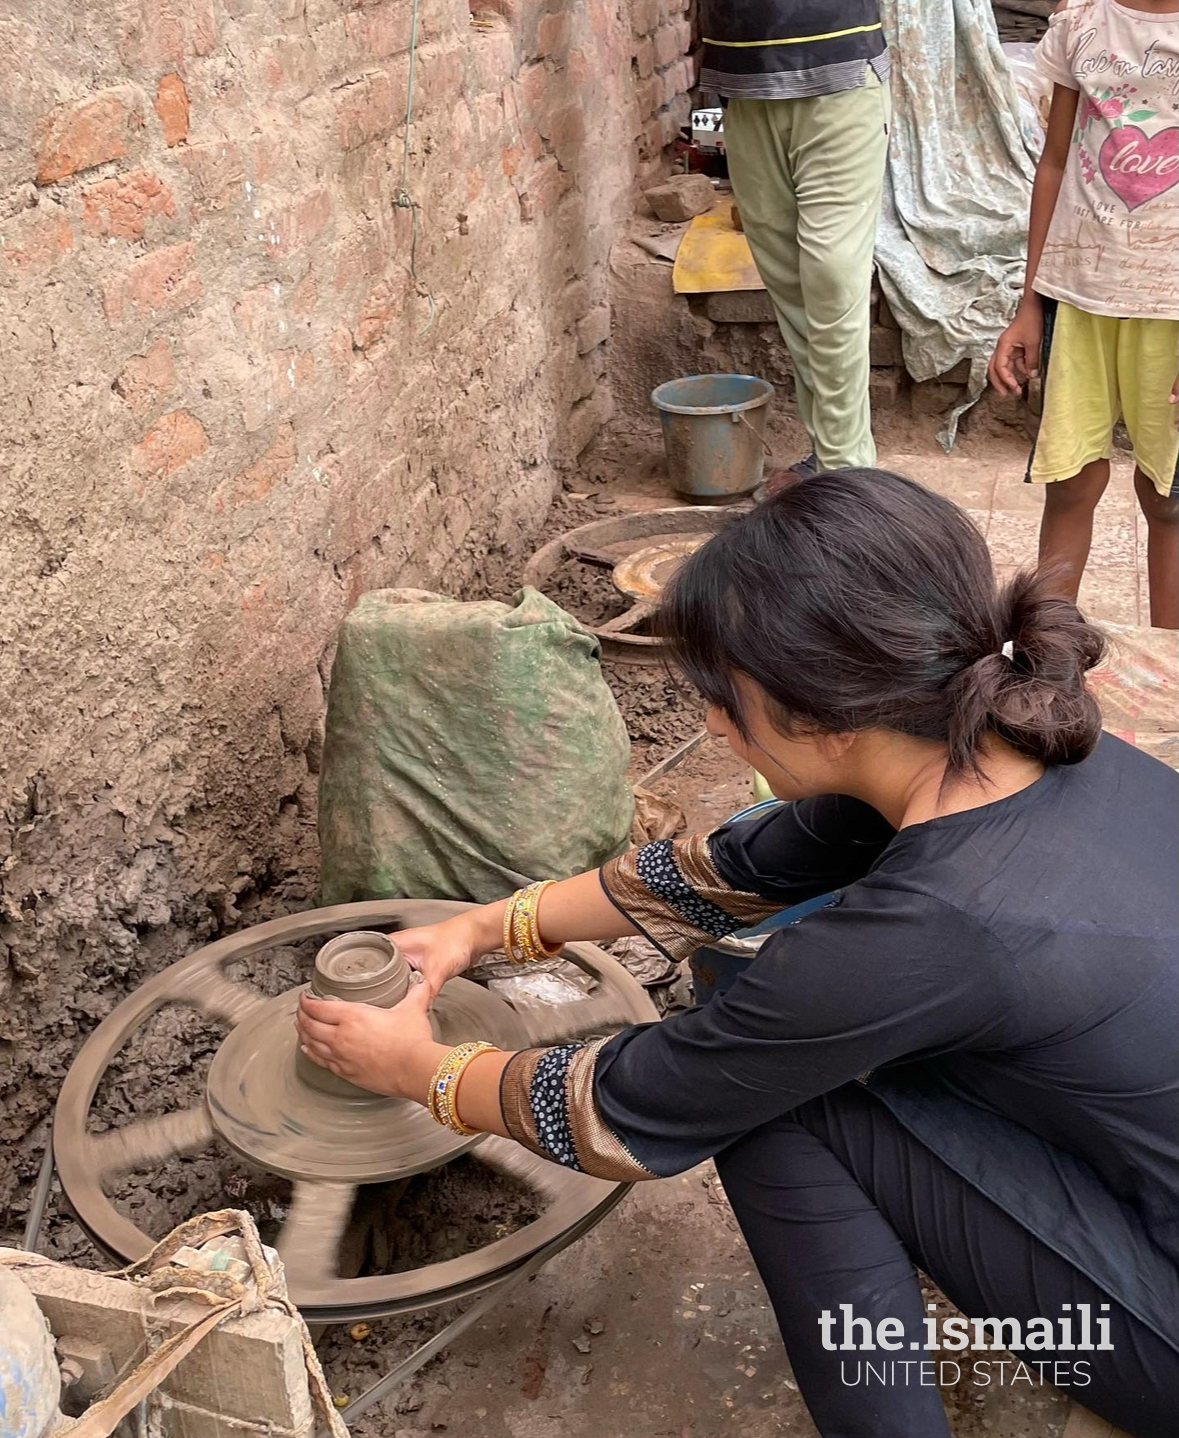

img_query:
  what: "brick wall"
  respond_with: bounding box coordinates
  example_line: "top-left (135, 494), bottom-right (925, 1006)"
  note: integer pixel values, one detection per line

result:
top-left (631, 0), bottom-right (695, 184)
top-left (0, 0), bottom-right (693, 1212)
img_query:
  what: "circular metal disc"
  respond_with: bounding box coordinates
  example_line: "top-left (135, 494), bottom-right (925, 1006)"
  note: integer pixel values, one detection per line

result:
top-left (611, 537), bottom-right (707, 602)
top-left (207, 978), bottom-right (531, 1183)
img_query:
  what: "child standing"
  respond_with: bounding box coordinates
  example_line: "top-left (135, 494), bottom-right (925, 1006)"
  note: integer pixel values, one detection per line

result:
top-left (989, 0), bottom-right (1179, 629)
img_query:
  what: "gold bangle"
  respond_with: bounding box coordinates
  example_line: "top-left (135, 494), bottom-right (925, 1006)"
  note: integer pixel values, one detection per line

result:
top-left (505, 881), bottom-right (561, 964)
top-left (503, 890), bottom-right (530, 964)
top-left (427, 1041), bottom-right (496, 1135)
top-left (526, 879), bottom-right (561, 958)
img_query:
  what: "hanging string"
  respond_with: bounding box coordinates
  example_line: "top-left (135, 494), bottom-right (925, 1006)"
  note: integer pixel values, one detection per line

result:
top-left (394, 0), bottom-right (437, 335)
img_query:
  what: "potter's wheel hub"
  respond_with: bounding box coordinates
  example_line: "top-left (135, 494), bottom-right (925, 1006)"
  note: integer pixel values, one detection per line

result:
top-left (610, 538), bottom-right (707, 603)
top-left (521, 507), bottom-right (741, 660)
top-left (207, 977), bottom-right (530, 1183)
top-left (53, 900), bottom-right (657, 1320)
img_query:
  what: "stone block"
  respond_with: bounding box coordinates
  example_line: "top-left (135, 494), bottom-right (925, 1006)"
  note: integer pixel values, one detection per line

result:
top-left (704, 290), bottom-right (775, 324)
top-left (869, 324), bottom-right (904, 366)
top-left (644, 172), bottom-right (714, 222)
top-left (14, 1255), bottom-right (313, 1433)
top-left (878, 291), bottom-right (901, 330)
top-left (868, 367), bottom-right (903, 410)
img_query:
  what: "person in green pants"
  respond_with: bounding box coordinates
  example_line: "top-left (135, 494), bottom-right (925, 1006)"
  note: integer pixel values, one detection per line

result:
top-left (704, 1), bottom-right (892, 476)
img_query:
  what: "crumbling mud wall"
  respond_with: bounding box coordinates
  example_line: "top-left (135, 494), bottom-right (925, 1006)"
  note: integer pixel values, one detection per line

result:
top-left (0, 0), bottom-right (696, 1215)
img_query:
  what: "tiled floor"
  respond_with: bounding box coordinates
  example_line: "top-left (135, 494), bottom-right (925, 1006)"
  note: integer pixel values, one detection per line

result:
top-left (879, 446), bottom-right (1151, 627)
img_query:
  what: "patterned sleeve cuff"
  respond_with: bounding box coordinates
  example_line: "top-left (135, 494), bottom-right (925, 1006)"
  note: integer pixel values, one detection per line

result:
top-left (599, 833), bottom-right (784, 960)
top-left (500, 1041), bottom-right (653, 1182)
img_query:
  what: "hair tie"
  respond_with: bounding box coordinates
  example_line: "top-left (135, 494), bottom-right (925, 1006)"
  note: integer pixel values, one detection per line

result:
top-left (1001, 640), bottom-right (1015, 660)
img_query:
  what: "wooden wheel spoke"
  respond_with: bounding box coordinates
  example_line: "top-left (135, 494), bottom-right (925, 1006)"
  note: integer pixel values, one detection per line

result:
top-left (183, 968), bottom-right (269, 1027)
top-left (597, 600), bottom-right (656, 635)
top-left (276, 1180), bottom-right (356, 1283)
top-left (91, 1106), bottom-right (216, 1176)
top-left (515, 990), bottom-right (634, 1048)
top-left (470, 1134), bottom-right (572, 1203)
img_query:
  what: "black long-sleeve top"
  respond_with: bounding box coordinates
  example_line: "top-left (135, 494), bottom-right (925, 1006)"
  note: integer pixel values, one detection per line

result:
top-left (500, 735), bottom-right (1179, 1344)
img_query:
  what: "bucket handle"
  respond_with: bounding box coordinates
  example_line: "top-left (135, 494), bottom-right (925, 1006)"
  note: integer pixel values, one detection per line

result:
top-left (732, 408), bottom-right (772, 457)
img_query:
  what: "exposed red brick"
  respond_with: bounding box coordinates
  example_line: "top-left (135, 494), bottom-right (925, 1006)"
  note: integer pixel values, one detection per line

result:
top-left (154, 74), bottom-right (189, 146)
top-left (335, 67), bottom-right (406, 151)
top-left (128, 409), bottom-right (208, 481)
top-left (266, 188), bottom-right (332, 257)
top-left (332, 225), bottom-right (384, 293)
top-left (1, 209), bottom-right (74, 275)
top-left (269, 349), bottom-right (315, 395)
top-left (515, 62), bottom-right (550, 120)
top-left (517, 156), bottom-right (562, 222)
top-left (191, 3), bottom-right (216, 57)
top-left (631, 0), bottom-right (658, 37)
top-left (470, 28), bottom-right (518, 90)
top-left (103, 241), bottom-right (202, 322)
top-left (113, 337), bottom-right (178, 415)
top-left (652, 21), bottom-right (687, 69)
top-left (179, 141), bottom-right (243, 212)
top-left (34, 89), bottom-right (144, 186)
top-left (353, 280), bottom-right (401, 349)
top-left (543, 103), bottom-right (586, 160)
top-left (293, 274), bottom-right (318, 315)
top-left (346, 3), bottom-right (414, 60)
top-left (415, 43), bottom-right (467, 111)
top-left (82, 170), bottom-right (175, 241)
top-left (536, 10), bottom-right (572, 56)
top-left (261, 36), bottom-right (320, 95)
top-left (220, 424), bottom-right (296, 507)
top-left (118, 0), bottom-right (184, 69)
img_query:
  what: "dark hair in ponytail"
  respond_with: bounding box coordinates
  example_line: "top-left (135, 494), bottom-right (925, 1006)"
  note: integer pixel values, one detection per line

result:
top-left (659, 469), bottom-right (1106, 775)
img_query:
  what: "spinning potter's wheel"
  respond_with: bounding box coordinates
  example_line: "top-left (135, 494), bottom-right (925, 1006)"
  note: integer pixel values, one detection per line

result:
top-left (54, 900), bottom-right (656, 1322)
top-left (523, 506), bottom-right (743, 662)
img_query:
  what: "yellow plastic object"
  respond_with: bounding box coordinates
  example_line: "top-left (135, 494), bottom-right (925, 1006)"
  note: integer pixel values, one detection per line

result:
top-left (673, 199), bottom-right (764, 295)
top-left (752, 771), bottom-right (774, 803)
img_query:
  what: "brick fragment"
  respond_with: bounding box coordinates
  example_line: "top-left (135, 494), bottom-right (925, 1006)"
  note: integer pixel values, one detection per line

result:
top-left (34, 88), bottom-right (144, 185)
top-left (868, 367), bottom-right (902, 410)
top-left (704, 290), bottom-right (775, 324)
top-left (82, 170), bottom-right (175, 241)
top-left (221, 425), bottom-right (296, 507)
top-left (179, 142), bottom-right (243, 213)
top-left (869, 325), bottom-right (903, 367)
top-left (103, 241), bottom-right (202, 322)
top-left (128, 409), bottom-right (208, 481)
top-left (537, 10), bottom-right (572, 56)
top-left (644, 172), bottom-right (714, 222)
top-left (0, 208), bottom-right (74, 275)
top-left (113, 337), bottom-right (177, 414)
top-left (154, 74), bottom-right (189, 146)
top-left (576, 305), bottom-right (611, 353)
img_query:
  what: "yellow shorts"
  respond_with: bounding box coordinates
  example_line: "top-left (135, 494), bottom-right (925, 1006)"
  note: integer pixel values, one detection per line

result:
top-left (1028, 299), bottom-right (1179, 498)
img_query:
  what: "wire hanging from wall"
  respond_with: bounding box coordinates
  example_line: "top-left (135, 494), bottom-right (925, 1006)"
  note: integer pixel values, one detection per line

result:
top-left (394, 0), bottom-right (437, 335)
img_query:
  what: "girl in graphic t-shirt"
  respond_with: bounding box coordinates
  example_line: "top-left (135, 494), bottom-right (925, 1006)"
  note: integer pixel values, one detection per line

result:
top-left (989, 0), bottom-right (1179, 630)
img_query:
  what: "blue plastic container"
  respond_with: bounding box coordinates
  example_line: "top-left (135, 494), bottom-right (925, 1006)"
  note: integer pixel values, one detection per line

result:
top-left (689, 799), bottom-right (837, 1003)
top-left (651, 373), bottom-right (774, 502)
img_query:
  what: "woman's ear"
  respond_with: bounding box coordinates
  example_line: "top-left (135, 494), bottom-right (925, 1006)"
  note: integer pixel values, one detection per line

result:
top-left (817, 730), bottom-right (858, 764)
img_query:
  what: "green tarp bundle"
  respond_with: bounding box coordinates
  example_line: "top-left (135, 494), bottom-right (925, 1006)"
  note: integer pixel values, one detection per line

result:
top-left (318, 588), bottom-right (634, 904)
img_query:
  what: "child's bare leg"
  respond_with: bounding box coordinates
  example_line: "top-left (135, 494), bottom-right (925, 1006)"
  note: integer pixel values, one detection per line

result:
top-left (1037, 459), bottom-right (1110, 601)
top-left (1134, 466), bottom-right (1179, 629)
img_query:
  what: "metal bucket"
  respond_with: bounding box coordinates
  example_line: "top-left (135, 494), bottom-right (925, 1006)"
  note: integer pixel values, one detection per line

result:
top-left (689, 799), bottom-right (837, 1004)
top-left (651, 373), bottom-right (773, 502)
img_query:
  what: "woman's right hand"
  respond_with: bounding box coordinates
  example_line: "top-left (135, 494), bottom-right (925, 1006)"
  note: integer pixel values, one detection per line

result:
top-left (988, 304), bottom-right (1043, 396)
top-left (396, 909), bottom-right (500, 998)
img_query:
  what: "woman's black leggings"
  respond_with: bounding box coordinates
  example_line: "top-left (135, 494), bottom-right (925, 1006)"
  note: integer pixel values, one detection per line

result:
top-left (714, 1083), bottom-right (1179, 1438)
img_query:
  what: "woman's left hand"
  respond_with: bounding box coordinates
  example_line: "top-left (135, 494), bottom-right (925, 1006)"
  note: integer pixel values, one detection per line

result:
top-left (296, 982), bottom-right (439, 1098)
